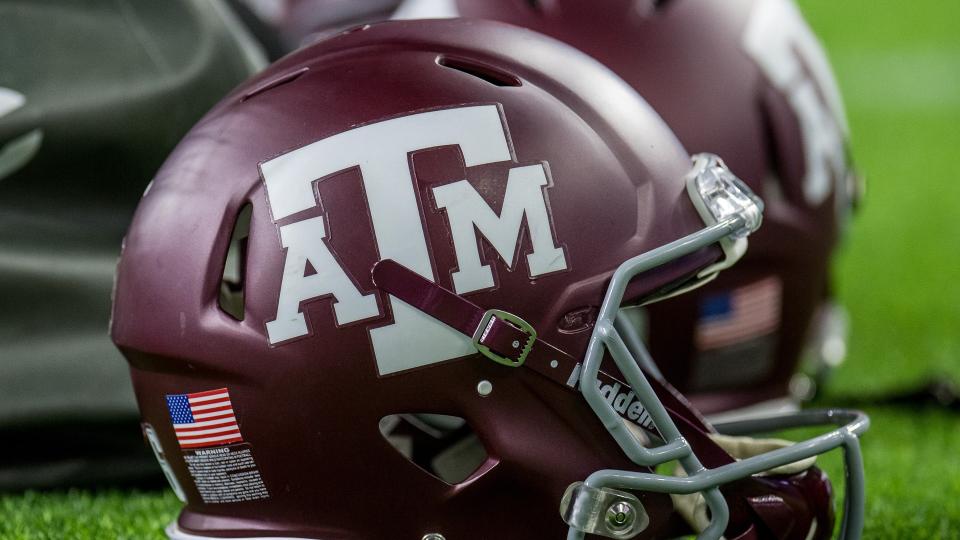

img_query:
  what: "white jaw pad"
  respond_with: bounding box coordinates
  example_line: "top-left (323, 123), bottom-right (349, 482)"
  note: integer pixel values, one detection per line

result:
top-left (670, 433), bottom-right (817, 534)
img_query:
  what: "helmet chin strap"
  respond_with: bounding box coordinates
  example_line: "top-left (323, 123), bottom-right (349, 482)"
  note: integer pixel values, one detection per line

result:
top-left (372, 259), bottom-right (700, 437)
top-left (371, 258), bottom-right (808, 538)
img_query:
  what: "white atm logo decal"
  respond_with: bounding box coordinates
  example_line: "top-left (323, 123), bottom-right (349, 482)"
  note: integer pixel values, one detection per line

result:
top-left (260, 105), bottom-right (567, 375)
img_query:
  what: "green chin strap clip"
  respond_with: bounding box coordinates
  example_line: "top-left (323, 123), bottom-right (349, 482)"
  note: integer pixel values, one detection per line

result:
top-left (472, 309), bottom-right (536, 368)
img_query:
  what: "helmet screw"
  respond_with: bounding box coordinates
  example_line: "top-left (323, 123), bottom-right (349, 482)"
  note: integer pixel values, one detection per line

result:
top-left (605, 501), bottom-right (635, 531)
top-left (476, 380), bottom-right (493, 396)
top-left (422, 534), bottom-right (446, 540)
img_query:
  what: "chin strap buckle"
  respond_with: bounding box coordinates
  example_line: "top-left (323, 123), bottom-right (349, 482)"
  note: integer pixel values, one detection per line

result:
top-left (471, 309), bottom-right (536, 367)
top-left (560, 482), bottom-right (649, 539)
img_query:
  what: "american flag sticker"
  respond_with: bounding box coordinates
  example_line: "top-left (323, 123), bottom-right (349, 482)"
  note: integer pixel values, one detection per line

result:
top-left (695, 277), bottom-right (782, 351)
top-left (165, 388), bottom-right (243, 449)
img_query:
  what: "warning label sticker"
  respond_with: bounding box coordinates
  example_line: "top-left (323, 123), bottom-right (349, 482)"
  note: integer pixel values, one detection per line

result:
top-left (183, 443), bottom-right (269, 504)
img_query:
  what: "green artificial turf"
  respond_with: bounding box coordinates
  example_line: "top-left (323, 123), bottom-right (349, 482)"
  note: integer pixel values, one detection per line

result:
top-left (1, 0), bottom-right (958, 538)
top-left (803, 0), bottom-right (960, 398)
top-left (0, 490), bottom-right (179, 540)
top-left (795, 0), bottom-right (960, 537)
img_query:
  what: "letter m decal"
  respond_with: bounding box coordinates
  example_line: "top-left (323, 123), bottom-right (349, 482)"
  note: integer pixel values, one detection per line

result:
top-left (432, 163), bottom-right (568, 295)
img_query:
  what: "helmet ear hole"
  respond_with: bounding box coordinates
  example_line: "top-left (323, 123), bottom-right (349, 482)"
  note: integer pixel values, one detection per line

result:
top-left (218, 203), bottom-right (252, 320)
top-left (379, 414), bottom-right (491, 485)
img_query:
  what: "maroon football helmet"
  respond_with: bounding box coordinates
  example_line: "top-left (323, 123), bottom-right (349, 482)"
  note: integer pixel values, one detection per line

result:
top-left (113, 18), bottom-right (867, 540)
top-left (391, 0), bottom-right (858, 415)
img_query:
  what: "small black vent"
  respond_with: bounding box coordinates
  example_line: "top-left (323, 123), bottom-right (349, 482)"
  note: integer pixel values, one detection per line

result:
top-left (218, 203), bottom-right (252, 320)
top-left (380, 414), bottom-right (490, 485)
top-left (437, 56), bottom-right (522, 87)
top-left (241, 67), bottom-right (309, 102)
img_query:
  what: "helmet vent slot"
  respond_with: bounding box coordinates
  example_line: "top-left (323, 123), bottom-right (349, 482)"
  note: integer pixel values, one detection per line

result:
top-left (379, 414), bottom-right (490, 485)
top-left (218, 203), bottom-right (252, 321)
top-left (524, 0), bottom-right (544, 13)
top-left (241, 67), bottom-right (309, 102)
top-left (436, 56), bottom-right (522, 87)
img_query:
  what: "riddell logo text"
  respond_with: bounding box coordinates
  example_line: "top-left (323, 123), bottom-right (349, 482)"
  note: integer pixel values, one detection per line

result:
top-left (595, 380), bottom-right (654, 430)
top-left (260, 105), bottom-right (567, 376)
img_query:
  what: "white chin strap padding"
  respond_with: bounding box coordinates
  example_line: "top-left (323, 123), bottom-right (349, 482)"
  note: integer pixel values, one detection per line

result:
top-left (671, 434), bottom-right (818, 534)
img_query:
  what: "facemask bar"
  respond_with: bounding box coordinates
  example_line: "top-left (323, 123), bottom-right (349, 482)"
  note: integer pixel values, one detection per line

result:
top-left (567, 156), bottom-right (869, 539)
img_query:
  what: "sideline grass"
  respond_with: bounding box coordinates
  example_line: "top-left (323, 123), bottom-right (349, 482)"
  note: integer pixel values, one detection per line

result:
top-left (1, 1), bottom-right (958, 538)
top-left (802, 0), bottom-right (960, 398)
top-left (0, 490), bottom-right (179, 540)
top-left (801, 0), bottom-right (960, 537)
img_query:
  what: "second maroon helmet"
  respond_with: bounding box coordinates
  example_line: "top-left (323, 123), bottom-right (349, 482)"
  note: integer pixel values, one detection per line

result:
top-left (391, 0), bottom-right (858, 415)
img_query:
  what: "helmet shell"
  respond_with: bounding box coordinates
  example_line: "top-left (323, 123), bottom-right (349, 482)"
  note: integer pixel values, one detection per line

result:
top-left (113, 18), bottom-right (722, 538)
